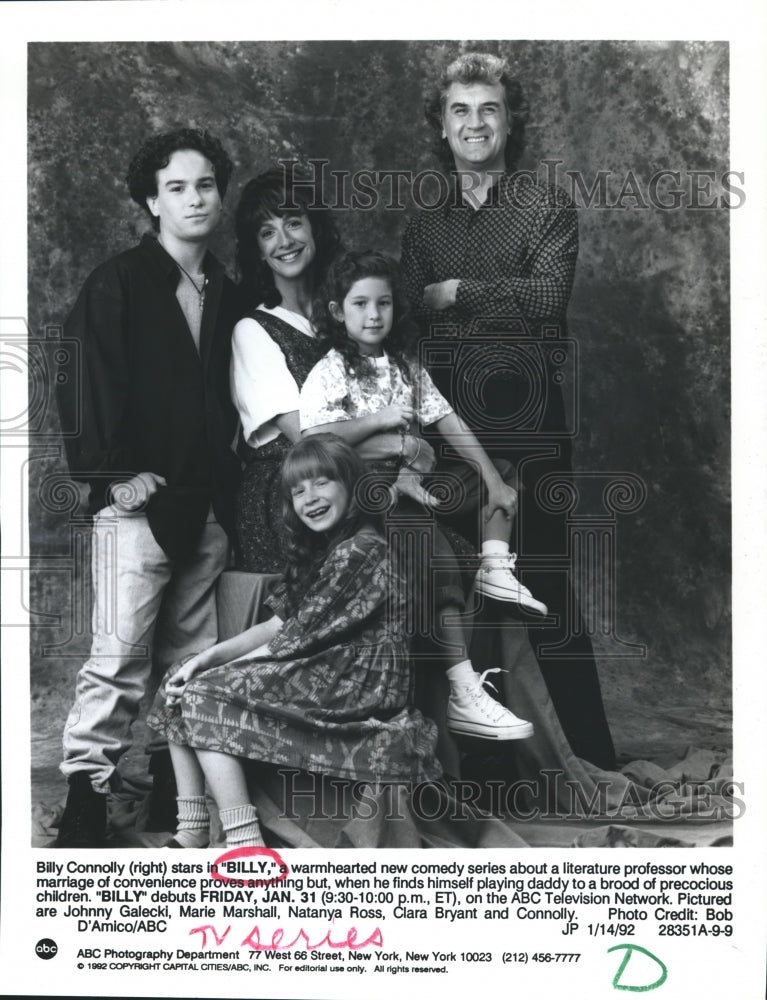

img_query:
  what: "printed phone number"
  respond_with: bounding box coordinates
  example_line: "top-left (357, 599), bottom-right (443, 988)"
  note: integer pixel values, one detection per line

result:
top-left (502, 953), bottom-right (581, 964)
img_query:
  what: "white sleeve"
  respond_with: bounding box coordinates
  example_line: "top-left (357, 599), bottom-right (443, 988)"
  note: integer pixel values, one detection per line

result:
top-left (230, 317), bottom-right (301, 448)
top-left (299, 352), bottom-right (352, 430)
top-left (414, 363), bottom-right (454, 426)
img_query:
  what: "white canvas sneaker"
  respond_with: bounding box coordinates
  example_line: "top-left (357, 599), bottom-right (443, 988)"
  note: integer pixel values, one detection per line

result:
top-left (447, 669), bottom-right (534, 740)
top-left (475, 553), bottom-right (548, 615)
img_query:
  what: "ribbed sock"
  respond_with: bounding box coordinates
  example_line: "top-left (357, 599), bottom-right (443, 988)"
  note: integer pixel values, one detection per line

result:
top-left (446, 659), bottom-right (477, 690)
top-left (170, 795), bottom-right (209, 848)
top-left (219, 803), bottom-right (265, 848)
top-left (480, 540), bottom-right (510, 559)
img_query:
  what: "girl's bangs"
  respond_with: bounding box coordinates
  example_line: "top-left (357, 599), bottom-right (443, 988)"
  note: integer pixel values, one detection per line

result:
top-left (282, 449), bottom-right (336, 490)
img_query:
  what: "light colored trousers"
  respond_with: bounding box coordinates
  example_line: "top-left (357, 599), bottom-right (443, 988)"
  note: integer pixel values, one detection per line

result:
top-left (61, 505), bottom-right (229, 793)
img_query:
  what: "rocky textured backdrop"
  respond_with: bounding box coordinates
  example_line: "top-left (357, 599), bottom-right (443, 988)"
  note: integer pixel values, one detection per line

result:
top-left (27, 40), bottom-right (731, 777)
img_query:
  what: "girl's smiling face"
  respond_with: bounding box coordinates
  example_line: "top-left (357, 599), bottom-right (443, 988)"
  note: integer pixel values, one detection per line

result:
top-left (290, 475), bottom-right (349, 533)
top-left (330, 277), bottom-right (394, 356)
top-left (257, 212), bottom-right (316, 281)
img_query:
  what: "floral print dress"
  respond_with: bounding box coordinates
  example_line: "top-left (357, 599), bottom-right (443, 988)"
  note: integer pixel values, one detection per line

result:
top-left (148, 529), bottom-right (442, 784)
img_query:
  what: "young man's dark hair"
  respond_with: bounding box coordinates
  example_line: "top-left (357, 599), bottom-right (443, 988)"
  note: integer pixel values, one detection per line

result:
top-left (126, 127), bottom-right (234, 229)
top-left (423, 52), bottom-right (529, 172)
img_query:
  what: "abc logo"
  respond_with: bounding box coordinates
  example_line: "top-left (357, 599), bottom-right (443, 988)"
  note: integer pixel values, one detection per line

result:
top-left (35, 938), bottom-right (58, 960)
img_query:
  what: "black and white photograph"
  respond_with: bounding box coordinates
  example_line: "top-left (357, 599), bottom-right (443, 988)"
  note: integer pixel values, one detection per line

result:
top-left (1, 2), bottom-right (765, 997)
top-left (25, 36), bottom-right (737, 847)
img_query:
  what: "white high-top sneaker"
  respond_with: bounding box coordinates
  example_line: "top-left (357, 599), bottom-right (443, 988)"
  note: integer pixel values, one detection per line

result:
top-left (475, 553), bottom-right (548, 615)
top-left (447, 670), bottom-right (534, 740)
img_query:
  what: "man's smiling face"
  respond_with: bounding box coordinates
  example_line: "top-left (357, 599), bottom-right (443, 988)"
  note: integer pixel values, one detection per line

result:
top-left (441, 80), bottom-right (510, 174)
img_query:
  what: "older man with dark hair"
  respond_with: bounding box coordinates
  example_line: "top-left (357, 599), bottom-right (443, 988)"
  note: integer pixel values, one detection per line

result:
top-left (402, 52), bottom-right (616, 769)
top-left (55, 129), bottom-right (241, 846)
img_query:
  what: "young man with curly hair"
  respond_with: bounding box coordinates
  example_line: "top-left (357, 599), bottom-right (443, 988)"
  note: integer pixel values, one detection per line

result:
top-left (55, 129), bottom-right (241, 846)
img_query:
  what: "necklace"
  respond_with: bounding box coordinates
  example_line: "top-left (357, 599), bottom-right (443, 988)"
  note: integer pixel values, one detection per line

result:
top-left (176, 262), bottom-right (208, 311)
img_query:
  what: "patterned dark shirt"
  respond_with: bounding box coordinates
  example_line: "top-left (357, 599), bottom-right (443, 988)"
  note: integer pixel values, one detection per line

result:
top-left (401, 172), bottom-right (578, 332)
top-left (401, 174), bottom-right (578, 442)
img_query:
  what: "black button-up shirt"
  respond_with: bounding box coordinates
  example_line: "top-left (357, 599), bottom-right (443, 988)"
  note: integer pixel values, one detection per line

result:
top-left (57, 234), bottom-right (241, 558)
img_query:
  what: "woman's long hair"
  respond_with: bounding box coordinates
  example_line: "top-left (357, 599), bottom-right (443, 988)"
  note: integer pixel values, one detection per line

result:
top-left (235, 166), bottom-right (341, 311)
top-left (280, 434), bottom-right (382, 610)
top-left (312, 249), bottom-right (418, 386)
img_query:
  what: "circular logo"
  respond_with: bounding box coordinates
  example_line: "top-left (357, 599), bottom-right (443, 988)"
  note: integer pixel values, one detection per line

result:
top-left (35, 938), bottom-right (58, 960)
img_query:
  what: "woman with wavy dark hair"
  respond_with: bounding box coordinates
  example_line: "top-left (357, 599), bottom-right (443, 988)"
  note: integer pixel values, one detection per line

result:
top-left (230, 166), bottom-right (341, 572)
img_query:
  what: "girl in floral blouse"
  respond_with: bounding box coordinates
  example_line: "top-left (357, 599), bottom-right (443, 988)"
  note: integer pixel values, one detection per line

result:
top-left (148, 434), bottom-right (441, 848)
top-left (301, 249), bottom-right (545, 744)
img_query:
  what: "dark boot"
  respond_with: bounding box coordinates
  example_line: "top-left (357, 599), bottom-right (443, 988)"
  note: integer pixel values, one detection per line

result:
top-left (55, 773), bottom-right (107, 847)
top-left (144, 749), bottom-right (178, 832)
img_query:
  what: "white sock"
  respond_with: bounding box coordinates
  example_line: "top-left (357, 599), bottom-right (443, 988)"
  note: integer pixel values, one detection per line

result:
top-left (480, 540), bottom-right (510, 559)
top-left (220, 803), bottom-right (265, 847)
top-left (446, 660), bottom-right (477, 688)
top-left (172, 795), bottom-right (209, 848)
